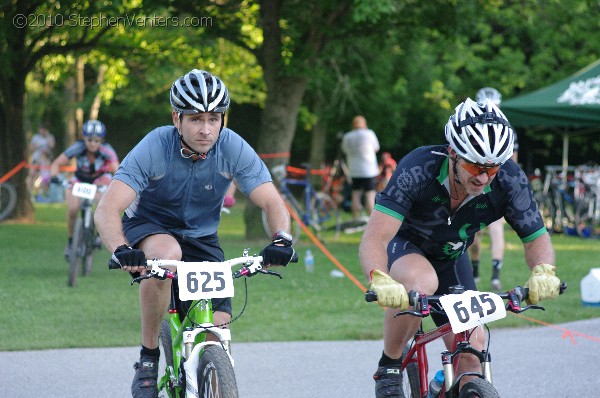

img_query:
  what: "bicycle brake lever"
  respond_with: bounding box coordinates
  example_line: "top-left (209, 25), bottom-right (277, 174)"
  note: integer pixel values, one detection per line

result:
top-left (130, 274), bottom-right (152, 285)
top-left (510, 304), bottom-right (545, 313)
top-left (260, 269), bottom-right (283, 279)
top-left (393, 310), bottom-right (426, 318)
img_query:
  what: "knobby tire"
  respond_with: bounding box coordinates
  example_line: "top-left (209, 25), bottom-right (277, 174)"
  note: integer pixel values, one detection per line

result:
top-left (457, 378), bottom-right (500, 398)
top-left (402, 345), bottom-right (420, 398)
top-left (68, 217), bottom-right (84, 287)
top-left (159, 319), bottom-right (180, 397)
top-left (197, 345), bottom-right (238, 398)
top-left (82, 224), bottom-right (95, 276)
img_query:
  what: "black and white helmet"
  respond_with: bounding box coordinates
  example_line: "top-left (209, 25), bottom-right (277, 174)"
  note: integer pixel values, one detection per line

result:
top-left (170, 69), bottom-right (230, 114)
top-left (475, 87), bottom-right (502, 106)
top-left (445, 97), bottom-right (514, 165)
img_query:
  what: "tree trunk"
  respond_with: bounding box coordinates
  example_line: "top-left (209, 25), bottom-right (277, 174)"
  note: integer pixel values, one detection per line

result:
top-left (0, 75), bottom-right (34, 222)
top-left (309, 121), bottom-right (327, 169)
top-left (89, 64), bottom-right (107, 120)
top-left (244, 77), bottom-right (308, 240)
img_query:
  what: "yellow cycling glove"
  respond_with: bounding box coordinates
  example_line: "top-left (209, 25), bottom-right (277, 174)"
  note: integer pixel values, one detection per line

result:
top-left (369, 270), bottom-right (409, 309)
top-left (524, 263), bottom-right (561, 305)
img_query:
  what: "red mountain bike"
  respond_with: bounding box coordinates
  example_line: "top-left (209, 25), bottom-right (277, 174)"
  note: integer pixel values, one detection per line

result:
top-left (366, 283), bottom-right (566, 397)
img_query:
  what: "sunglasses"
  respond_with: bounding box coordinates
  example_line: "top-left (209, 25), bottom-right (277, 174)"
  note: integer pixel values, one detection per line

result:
top-left (460, 160), bottom-right (500, 177)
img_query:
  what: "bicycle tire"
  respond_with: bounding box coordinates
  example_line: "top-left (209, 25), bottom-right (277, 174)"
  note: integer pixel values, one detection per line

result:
top-left (538, 192), bottom-right (557, 233)
top-left (574, 191), bottom-right (596, 238)
top-left (311, 191), bottom-right (342, 236)
top-left (82, 225), bottom-right (96, 276)
top-left (0, 182), bottom-right (17, 221)
top-left (261, 209), bottom-right (301, 244)
top-left (401, 345), bottom-right (420, 398)
top-left (159, 319), bottom-right (180, 398)
top-left (197, 345), bottom-right (239, 398)
top-left (457, 377), bottom-right (500, 398)
top-left (68, 217), bottom-right (84, 287)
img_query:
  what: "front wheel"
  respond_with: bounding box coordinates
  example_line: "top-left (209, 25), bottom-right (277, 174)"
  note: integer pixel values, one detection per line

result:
top-left (159, 319), bottom-right (180, 397)
top-left (82, 225), bottom-right (96, 276)
top-left (198, 345), bottom-right (238, 398)
top-left (68, 217), bottom-right (84, 287)
top-left (401, 345), bottom-right (420, 398)
top-left (458, 378), bottom-right (500, 398)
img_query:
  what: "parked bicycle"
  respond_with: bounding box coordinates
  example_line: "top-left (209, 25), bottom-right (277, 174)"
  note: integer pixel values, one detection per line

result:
top-left (366, 282), bottom-right (566, 397)
top-left (263, 163), bottom-right (341, 243)
top-left (0, 181), bottom-right (17, 221)
top-left (536, 165), bottom-right (600, 238)
top-left (573, 165), bottom-right (600, 238)
top-left (109, 249), bottom-right (297, 398)
top-left (67, 182), bottom-right (104, 287)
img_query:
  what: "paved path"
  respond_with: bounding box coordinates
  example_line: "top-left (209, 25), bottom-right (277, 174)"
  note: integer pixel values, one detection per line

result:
top-left (1, 318), bottom-right (598, 397)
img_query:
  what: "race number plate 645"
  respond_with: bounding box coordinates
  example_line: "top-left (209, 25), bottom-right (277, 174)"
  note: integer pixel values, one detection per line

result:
top-left (176, 262), bottom-right (234, 301)
top-left (439, 291), bottom-right (506, 334)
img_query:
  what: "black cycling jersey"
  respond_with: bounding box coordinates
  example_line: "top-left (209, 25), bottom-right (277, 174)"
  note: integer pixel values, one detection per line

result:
top-left (375, 145), bottom-right (545, 262)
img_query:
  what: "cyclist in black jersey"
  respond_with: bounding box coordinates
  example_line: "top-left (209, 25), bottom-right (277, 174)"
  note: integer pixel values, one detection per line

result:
top-left (51, 120), bottom-right (119, 262)
top-left (359, 98), bottom-right (562, 397)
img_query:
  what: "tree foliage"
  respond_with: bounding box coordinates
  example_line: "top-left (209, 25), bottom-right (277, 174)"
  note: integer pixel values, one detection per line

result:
top-left (2, 0), bottom-right (600, 226)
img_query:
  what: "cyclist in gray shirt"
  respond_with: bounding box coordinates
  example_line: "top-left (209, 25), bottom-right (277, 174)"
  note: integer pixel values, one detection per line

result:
top-left (95, 69), bottom-right (295, 398)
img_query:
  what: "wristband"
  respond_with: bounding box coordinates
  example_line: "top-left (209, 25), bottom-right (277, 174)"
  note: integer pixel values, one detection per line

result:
top-left (272, 230), bottom-right (293, 246)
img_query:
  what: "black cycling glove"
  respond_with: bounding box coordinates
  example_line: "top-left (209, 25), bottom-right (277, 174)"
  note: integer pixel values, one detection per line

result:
top-left (111, 244), bottom-right (146, 267)
top-left (260, 230), bottom-right (295, 266)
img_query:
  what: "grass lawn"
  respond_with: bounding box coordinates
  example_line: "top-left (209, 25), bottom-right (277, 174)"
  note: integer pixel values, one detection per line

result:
top-left (0, 200), bottom-right (598, 351)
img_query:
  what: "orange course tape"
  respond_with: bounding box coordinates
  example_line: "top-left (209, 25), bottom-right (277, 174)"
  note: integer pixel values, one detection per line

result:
top-left (283, 199), bottom-right (367, 292)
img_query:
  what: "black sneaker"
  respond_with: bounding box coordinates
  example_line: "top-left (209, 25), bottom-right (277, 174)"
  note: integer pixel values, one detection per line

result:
top-left (374, 365), bottom-right (404, 398)
top-left (131, 355), bottom-right (159, 398)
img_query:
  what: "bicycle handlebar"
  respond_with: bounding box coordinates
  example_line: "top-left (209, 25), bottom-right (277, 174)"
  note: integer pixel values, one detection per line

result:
top-left (108, 251), bottom-right (299, 284)
top-left (365, 283), bottom-right (567, 315)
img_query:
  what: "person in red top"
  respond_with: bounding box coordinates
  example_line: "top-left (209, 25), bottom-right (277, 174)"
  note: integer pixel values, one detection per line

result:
top-left (377, 151), bottom-right (397, 192)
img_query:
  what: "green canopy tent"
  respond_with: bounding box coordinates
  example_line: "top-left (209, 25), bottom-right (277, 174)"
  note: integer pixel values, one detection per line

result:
top-left (502, 59), bottom-right (600, 172)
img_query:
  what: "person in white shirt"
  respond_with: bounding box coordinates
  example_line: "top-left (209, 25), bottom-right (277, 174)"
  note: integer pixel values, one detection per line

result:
top-left (342, 115), bottom-right (380, 221)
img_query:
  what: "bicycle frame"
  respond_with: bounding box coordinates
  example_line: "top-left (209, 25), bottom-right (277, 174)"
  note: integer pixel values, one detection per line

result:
top-left (115, 252), bottom-right (293, 398)
top-left (403, 322), bottom-right (490, 397)
top-left (162, 296), bottom-right (234, 397)
top-left (367, 283), bottom-right (566, 398)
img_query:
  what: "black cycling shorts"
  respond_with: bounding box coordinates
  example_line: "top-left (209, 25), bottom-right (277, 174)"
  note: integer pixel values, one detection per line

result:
top-left (122, 216), bottom-right (232, 315)
top-left (387, 234), bottom-right (476, 326)
top-left (351, 177), bottom-right (377, 191)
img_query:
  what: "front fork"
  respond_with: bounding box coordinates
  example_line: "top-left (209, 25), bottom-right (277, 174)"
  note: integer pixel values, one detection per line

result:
top-left (160, 299), bottom-right (234, 398)
top-left (441, 341), bottom-right (492, 397)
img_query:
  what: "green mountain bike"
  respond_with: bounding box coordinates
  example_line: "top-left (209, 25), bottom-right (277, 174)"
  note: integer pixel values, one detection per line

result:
top-left (110, 249), bottom-right (296, 397)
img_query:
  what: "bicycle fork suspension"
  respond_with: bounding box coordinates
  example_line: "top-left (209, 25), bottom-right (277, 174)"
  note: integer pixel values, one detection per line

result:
top-left (441, 342), bottom-right (493, 392)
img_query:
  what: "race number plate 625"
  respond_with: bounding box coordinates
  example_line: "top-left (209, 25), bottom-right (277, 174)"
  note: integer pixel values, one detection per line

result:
top-left (439, 291), bottom-right (506, 334)
top-left (176, 262), bottom-right (234, 301)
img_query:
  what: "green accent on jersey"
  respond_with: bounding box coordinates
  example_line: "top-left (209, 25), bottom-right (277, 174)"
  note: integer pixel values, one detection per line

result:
top-left (442, 242), bottom-right (464, 260)
top-left (432, 194), bottom-right (450, 205)
top-left (521, 227), bottom-right (547, 243)
top-left (458, 224), bottom-right (470, 241)
top-left (437, 157), bottom-right (449, 184)
top-left (374, 204), bottom-right (404, 221)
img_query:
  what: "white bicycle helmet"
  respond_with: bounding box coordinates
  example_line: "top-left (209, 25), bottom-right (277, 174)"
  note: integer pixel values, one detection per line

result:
top-left (170, 69), bottom-right (230, 114)
top-left (475, 87), bottom-right (502, 106)
top-left (445, 97), bottom-right (514, 165)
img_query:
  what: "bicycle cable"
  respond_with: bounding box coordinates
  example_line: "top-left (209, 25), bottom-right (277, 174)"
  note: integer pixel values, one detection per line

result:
top-left (185, 277), bottom-right (250, 330)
